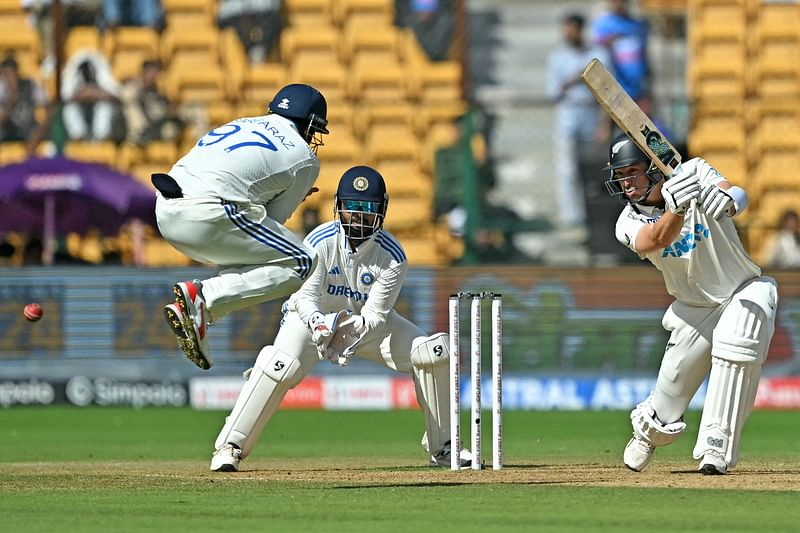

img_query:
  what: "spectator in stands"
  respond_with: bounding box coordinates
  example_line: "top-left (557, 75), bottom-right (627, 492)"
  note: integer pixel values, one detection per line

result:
top-left (433, 110), bottom-right (528, 264)
top-left (547, 13), bottom-right (611, 239)
top-left (590, 0), bottom-right (650, 106)
top-left (764, 210), bottom-right (800, 269)
top-left (218, 0), bottom-right (282, 63)
top-left (121, 59), bottom-right (183, 145)
top-left (0, 56), bottom-right (49, 153)
top-left (103, 0), bottom-right (162, 30)
top-left (61, 49), bottom-right (125, 142)
top-left (404, 0), bottom-right (455, 61)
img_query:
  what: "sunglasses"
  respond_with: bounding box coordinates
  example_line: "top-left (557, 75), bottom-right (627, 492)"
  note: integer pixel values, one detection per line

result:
top-left (341, 200), bottom-right (382, 213)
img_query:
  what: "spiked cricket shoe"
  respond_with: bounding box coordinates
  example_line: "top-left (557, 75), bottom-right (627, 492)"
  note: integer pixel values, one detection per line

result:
top-left (164, 280), bottom-right (212, 369)
top-left (210, 443), bottom-right (242, 472)
top-left (699, 451), bottom-right (727, 475)
top-left (624, 435), bottom-right (655, 472)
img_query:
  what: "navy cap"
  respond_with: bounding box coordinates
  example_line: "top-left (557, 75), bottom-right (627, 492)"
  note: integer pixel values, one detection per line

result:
top-left (336, 166), bottom-right (388, 203)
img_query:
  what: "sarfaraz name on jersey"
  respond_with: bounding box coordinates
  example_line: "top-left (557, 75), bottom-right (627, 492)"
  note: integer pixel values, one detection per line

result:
top-left (327, 284), bottom-right (369, 301)
top-left (662, 223), bottom-right (711, 258)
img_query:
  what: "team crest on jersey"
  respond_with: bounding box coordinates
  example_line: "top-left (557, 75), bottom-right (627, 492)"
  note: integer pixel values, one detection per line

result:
top-left (360, 272), bottom-right (375, 285)
top-left (353, 176), bottom-right (369, 191)
top-left (277, 98), bottom-right (290, 110)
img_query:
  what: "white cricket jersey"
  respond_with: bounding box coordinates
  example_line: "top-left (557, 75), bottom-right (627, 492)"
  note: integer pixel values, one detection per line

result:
top-left (167, 114), bottom-right (320, 224)
top-left (615, 158), bottom-right (761, 306)
top-left (287, 221), bottom-right (408, 335)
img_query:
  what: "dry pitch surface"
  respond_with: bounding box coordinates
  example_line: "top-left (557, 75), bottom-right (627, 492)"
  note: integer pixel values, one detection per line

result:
top-left (6, 459), bottom-right (799, 492)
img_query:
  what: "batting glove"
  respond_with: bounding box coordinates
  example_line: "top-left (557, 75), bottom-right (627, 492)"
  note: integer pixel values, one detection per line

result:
top-left (699, 184), bottom-right (735, 221)
top-left (662, 160), bottom-right (701, 216)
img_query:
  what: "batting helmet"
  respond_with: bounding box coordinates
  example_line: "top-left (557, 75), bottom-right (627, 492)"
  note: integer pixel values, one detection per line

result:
top-left (603, 133), bottom-right (661, 203)
top-left (268, 84), bottom-right (329, 148)
top-left (335, 166), bottom-right (389, 240)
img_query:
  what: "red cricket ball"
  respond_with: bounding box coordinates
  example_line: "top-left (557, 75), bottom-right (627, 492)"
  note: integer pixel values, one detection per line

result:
top-left (23, 303), bottom-right (43, 322)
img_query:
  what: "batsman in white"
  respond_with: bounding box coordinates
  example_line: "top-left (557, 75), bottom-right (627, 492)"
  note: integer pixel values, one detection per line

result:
top-left (153, 83), bottom-right (329, 370)
top-left (209, 165), bottom-right (472, 471)
top-left (604, 133), bottom-right (778, 475)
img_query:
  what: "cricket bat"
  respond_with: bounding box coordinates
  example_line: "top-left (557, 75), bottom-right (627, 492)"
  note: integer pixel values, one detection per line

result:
top-left (581, 58), bottom-right (682, 177)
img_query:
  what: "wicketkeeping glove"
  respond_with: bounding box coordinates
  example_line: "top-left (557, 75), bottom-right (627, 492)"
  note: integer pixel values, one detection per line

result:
top-left (699, 184), bottom-right (735, 221)
top-left (308, 310), bottom-right (351, 356)
top-left (662, 160), bottom-right (701, 216)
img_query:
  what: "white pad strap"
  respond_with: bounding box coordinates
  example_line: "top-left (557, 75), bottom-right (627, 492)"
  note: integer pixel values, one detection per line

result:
top-left (410, 333), bottom-right (450, 368)
top-left (214, 346), bottom-right (303, 457)
top-left (693, 357), bottom-right (761, 468)
top-left (630, 393), bottom-right (686, 447)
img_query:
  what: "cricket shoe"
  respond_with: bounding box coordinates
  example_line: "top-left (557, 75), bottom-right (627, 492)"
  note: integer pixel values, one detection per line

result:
top-left (698, 451), bottom-right (727, 475)
top-left (210, 443), bottom-right (242, 472)
top-left (429, 441), bottom-right (476, 469)
top-left (164, 280), bottom-right (212, 370)
top-left (623, 435), bottom-right (655, 472)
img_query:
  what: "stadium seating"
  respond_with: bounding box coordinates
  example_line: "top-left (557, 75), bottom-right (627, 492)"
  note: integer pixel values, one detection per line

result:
top-left (751, 150), bottom-right (800, 197)
top-left (65, 27), bottom-right (103, 60)
top-left (407, 60), bottom-right (463, 104)
top-left (280, 25), bottom-right (340, 67)
top-left (0, 0), bottom-right (468, 266)
top-left (240, 63), bottom-right (287, 105)
top-left (160, 26), bottom-right (220, 67)
top-left (289, 58), bottom-right (349, 104)
top-left (333, 0), bottom-right (394, 28)
top-left (0, 142), bottom-right (30, 165)
top-left (348, 57), bottom-right (407, 103)
top-left (105, 27), bottom-right (161, 82)
top-left (341, 21), bottom-right (401, 66)
top-left (64, 141), bottom-right (118, 166)
top-left (284, 0), bottom-right (333, 27)
top-left (161, 0), bottom-right (216, 28)
top-left (0, 26), bottom-right (40, 73)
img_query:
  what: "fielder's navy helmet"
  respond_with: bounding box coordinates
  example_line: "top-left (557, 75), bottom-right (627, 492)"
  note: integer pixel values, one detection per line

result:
top-left (268, 84), bottom-right (329, 147)
top-left (335, 166), bottom-right (389, 240)
top-left (603, 133), bottom-right (661, 203)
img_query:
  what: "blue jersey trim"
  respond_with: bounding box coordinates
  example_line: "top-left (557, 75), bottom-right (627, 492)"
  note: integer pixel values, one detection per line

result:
top-left (307, 221), bottom-right (340, 247)
top-left (223, 203), bottom-right (313, 277)
top-left (375, 232), bottom-right (406, 263)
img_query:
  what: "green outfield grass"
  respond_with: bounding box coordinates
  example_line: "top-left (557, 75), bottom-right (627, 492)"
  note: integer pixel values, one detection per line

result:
top-left (1, 407), bottom-right (799, 532)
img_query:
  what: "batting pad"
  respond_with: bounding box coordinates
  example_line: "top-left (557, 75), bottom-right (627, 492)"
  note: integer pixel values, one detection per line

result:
top-left (412, 348), bottom-right (451, 454)
top-left (214, 346), bottom-right (302, 458)
top-left (410, 333), bottom-right (450, 367)
top-left (693, 357), bottom-right (761, 468)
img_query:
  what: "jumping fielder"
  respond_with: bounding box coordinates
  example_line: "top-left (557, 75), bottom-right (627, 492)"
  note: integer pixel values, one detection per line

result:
top-left (209, 166), bottom-right (472, 471)
top-left (153, 84), bottom-right (329, 370)
top-left (604, 133), bottom-right (778, 475)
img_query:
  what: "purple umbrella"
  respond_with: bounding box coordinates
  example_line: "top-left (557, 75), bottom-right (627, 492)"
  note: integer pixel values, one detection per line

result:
top-left (0, 156), bottom-right (157, 263)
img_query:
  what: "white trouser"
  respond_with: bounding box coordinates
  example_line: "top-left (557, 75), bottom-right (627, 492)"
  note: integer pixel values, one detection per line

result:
top-left (155, 194), bottom-right (315, 319)
top-left (652, 277), bottom-right (778, 466)
top-left (63, 101), bottom-right (115, 141)
top-left (214, 309), bottom-right (443, 459)
top-left (652, 277), bottom-right (777, 423)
